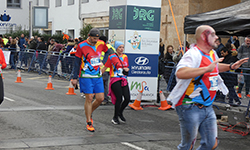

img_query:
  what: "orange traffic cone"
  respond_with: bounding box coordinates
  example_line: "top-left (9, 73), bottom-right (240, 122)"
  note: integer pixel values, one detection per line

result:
top-left (158, 91), bottom-right (171, 110)
top-left (15, 70), bottom-right (23, 83)
top-left (129, 91), bottom-right (143, 110)
top-left (45, 75), bottom-right (54, 90)
top-left (66, 79), bottom-right (77, 95)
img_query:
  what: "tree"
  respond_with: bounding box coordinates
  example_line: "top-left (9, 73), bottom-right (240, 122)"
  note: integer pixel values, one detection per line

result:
top-left (80, 23), bottom-right (93, 40)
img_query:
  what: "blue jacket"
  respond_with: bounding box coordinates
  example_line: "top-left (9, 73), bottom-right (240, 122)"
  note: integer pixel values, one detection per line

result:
top-left (18, 37), bottom-right (26, 50)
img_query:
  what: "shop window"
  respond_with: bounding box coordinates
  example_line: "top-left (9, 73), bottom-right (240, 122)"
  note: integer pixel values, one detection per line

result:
top-left (56, 0), bottom-right (62, 7)
top-left (68, 0), bottom-right (74, 5)
top-left (7, 0), bottom-right (21, 8)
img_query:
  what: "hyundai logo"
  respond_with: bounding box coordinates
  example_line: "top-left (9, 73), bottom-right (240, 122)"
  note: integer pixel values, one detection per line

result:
top-left (135, 56), bottom-right (149, 65)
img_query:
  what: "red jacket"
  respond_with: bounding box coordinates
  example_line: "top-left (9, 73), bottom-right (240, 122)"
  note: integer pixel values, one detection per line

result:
top-left (0, 49), bottom-right (7, 69)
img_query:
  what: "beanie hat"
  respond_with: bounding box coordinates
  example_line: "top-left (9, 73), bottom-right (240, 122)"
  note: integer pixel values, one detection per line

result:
top-left (114, 41), bottom-right (124, 50)
top-left (88, 28), bottom-right (100, 37)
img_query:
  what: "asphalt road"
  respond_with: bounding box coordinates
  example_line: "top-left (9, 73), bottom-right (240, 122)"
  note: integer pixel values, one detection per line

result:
top-left (0, 69), bottom-right (250, 150)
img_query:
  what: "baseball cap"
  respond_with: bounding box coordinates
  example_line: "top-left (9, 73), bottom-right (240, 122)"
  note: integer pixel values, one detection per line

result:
top-left (88, 28), bottom-right (100, 37)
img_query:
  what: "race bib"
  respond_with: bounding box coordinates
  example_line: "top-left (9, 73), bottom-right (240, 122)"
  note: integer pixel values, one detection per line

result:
top-left (117, 68), bottom-right (124, 76)
top-left (90, 55), bottom-right (101, 66)
top-left (209, 76), bottom-right (218, 91)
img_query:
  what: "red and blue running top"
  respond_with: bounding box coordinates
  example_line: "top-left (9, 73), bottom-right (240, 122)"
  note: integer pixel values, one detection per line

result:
top-left (105, 53), bottom-right (129, 78)
top-left (176, 46), bottom-right (219, 107)
top-left (75, 40), bottom-right (108, 78)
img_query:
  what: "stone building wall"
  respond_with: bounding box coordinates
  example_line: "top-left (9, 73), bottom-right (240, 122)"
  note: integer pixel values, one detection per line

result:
top-left (160, 0), bottom-right (241, 51)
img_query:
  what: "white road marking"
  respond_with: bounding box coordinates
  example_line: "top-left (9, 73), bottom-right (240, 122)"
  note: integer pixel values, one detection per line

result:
top-left (121, 142), bottom-right (145, 150)
top-left (27, 76), bottom-right (44, 80)
top-left (4, 97), bottom-right (15, 102)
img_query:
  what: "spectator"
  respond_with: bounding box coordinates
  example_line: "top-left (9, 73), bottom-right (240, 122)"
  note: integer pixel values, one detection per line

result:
top-left (220, 47), bottom-right (241, 105)
top-left (0, 35), bottom-right (4, 48)
top-left (47, 39), bottom-right (55, 72)
top-left (3, 35), bottom-right (8, 48)
top-left (29, 36), bottom-right (37, 50)
top-left (5, 36), bottom-right (12, 48)
top-left (102, 41), bottom-right (130, 125)
top-left (215, 37), bottom-right (224, 57)
top-left (18, 34), bottom-right (27, 67)
top-left (173, 45), bottom-right (183, 64)
top-left (159, 38), bottom-right (165, 60)
top-left (61, 38), bottom-right (75, 74)
top-left (237, 36), bottom-right (250, 98)
top-left (228, 36), bottom-right (240, 49)
top-left (48, 40), bottom-right (62, 72)
top-left (9, 38), bottom-right (17, 69)
top-left (36, 37), bottom-right (47, 69)
top-left (99, 36), bottom-right (115, 105)
top-left (0, 48), bottom-right (6, 105)
top-left (163, 45), bottom-right (176, 92)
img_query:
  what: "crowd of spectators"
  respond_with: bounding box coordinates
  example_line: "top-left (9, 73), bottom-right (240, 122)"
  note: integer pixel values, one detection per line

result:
top-left (0, 34), bottom-right (80, 75)
top-left (159, 35), bottom-right (250, 106)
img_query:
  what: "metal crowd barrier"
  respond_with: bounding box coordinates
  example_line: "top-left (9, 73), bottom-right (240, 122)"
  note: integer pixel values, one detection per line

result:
top-left (3, 48), bottom-right (75, 80)
top-left (163, 61), bottom-right (250, 107)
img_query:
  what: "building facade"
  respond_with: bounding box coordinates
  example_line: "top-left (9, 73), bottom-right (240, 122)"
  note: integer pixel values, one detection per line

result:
top-left (0, 0), bottom-right (246, 44)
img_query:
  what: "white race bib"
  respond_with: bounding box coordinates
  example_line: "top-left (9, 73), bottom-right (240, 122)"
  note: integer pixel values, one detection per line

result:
top-left (117, 68), bottom-right (124, 76)
top-left (90, 55), bottom-right (101, 66)
top-left (209, 76), bottom-right (218, 91)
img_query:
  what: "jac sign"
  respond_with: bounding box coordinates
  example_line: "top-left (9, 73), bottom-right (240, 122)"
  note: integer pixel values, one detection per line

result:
top-left (127, 6), bottom-right (160, 31)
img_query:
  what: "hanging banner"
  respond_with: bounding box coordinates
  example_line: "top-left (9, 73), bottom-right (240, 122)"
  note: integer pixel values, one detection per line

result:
top-left (109, 0), bottom-right (161, 101)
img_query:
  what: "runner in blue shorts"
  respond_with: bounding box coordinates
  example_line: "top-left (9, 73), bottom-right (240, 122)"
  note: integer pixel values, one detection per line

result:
top-left (72, 28), bottom-right (110, 132)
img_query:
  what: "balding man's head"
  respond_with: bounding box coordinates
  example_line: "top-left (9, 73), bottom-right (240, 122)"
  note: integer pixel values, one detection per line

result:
top-left (195, 25), bottom-right (218, 49)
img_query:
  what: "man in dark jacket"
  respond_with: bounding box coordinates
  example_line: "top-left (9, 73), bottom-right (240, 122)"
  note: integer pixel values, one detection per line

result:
top-left (219, 47), bottom-right (241, 105)
top-left (18, 34), bottom-right (28, 67)
top-left (29, 36), bottom-right (37, 50)
top-left (36, 37), bottom-right (47, 69)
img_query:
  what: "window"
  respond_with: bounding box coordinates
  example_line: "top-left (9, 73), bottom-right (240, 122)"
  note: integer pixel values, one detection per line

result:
top-left (35, 0), bottom-right (39, 6)
top-left (68, 0), bottom-right (74, 5)
top-left (44, 0), bottom-right (49, 8)
top-left (7, 0), bottom-right (21, 8)
top-left (56, 0), bottom-right (62, 7)
top-left (82, 0), bottom-right (89, 3)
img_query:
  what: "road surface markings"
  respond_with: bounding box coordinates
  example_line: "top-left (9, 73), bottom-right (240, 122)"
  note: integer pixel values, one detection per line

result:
top-left (4, 97), bottom-right (15, 102)
top-left (121, 142), bottom-right (145, 150)
top-left (27, 76), bottom-right (44, 80)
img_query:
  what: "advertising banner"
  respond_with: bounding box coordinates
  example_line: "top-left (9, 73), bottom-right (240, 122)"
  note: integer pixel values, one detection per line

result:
top-left (109, 0), bottom-right (161, 101)
top-left (126, 53), bottom-right (158, 77)
top-left (109, 5), bottom-right (126, 29)
top-left (126, 30), bottom-right (159, 54)
top-left (127, 77), bottom-right (157, 100)
top-left (126, 6), bottom-right (161, 31)
top-left (108, 30), bottom-right (125, 47)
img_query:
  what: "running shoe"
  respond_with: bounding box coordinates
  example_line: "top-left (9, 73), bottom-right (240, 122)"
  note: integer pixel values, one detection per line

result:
top-left (86, 118), bottom-right (93, 125)
top-left (118, 114), bottom-right (126, 123)
top-left (111, 118), bottom-right (120, 125)
top-left (86, 123), bottom-right (95, 132)
top-left (237, 93), bottom-right (242, 98)
top-left (246, 94), bottom-right (250, 98)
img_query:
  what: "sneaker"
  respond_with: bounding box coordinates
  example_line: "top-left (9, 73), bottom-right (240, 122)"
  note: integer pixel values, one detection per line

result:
top-left (86, 118), bottom-right (93, 126)
top-left (111, 118), bottom-right (120, 125)
top-left (236, 101), bottom-right (241, 106)
top-left (246, 94), bottom-right (250, 98)
top-left (118, 114), bottom-right (126, 123)
top-left (86, 123), bottom-right (95, 132)
top-left (237, 93), bottom-right (242, 98)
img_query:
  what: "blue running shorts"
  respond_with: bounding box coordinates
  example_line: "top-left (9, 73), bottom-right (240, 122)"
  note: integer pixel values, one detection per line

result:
top-left (79, 77), bottom-right (104, 94)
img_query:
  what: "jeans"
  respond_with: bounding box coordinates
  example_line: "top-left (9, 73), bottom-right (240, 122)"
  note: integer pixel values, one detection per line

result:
top-left (10, 54), bottom-right (16, 69)
top-left (176, 104), bottom-right (217, 150)
top-left (238, 69), bottom-right (250, 95)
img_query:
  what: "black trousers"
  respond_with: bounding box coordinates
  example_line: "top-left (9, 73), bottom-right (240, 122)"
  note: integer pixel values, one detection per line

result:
top-left (0, 76), bottom-right (4, 104)
top-left (111, 80), bottom-right (130, 118)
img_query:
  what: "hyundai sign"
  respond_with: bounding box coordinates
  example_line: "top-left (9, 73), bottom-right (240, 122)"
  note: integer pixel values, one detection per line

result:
top-left (127, 53), bottom-right (158, 77)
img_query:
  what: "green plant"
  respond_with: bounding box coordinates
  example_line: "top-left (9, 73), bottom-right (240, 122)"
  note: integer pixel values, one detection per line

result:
top-left (80, 23), bottom-right (93, 40)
